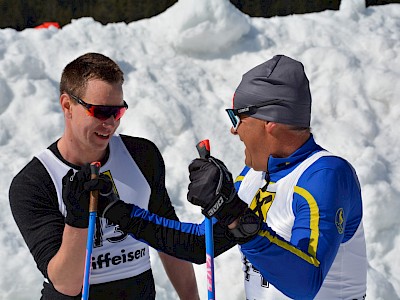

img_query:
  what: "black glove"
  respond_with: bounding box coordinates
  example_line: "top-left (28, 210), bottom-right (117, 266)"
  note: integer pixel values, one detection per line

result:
top-left (83, 174), bottom-right (113, 215)
top-left (62, 166), bottom-right (91, 228)
top-left (83, 174), bottom-right (134, 229)
top-left (62, 164), bottom-right (116, 228)
top-left (187, 157), bottom-right (248, 226)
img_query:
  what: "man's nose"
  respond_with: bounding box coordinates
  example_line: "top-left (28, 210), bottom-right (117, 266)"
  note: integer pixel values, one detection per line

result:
top-left (102, 116), bottom-right (117, 126)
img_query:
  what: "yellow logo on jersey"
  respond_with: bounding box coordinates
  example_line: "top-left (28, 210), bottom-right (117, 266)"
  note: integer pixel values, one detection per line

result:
top-left (249, 185), bottom-right (275, 221)
top-left (335, 208), bottom-right (344, 234)
top-left (102, 170), bottom-right (119, 197)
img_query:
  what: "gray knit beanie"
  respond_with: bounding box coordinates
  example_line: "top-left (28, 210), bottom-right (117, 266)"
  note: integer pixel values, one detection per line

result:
top-left (233, 55), bottom-right (312, 127)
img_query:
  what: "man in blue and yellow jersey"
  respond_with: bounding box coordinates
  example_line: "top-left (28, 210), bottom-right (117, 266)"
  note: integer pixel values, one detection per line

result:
top-left (189, 54), bottom-right (367, 299)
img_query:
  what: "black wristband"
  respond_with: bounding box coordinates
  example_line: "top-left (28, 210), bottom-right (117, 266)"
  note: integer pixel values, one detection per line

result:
top-left (228, 208), bottom-right (262, 244)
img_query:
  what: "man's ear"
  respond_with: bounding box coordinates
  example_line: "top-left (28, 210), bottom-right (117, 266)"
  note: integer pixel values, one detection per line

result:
top-left (265, 121), bottom-right (275, 133)
top-left (60, 94), bottom-right (72, 119)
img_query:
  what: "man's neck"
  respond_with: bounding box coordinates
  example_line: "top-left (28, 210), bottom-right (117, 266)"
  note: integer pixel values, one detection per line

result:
top-left (274, 131), bottom-right (310, 158)
top-left (57, 136), bottom-right (107, 166)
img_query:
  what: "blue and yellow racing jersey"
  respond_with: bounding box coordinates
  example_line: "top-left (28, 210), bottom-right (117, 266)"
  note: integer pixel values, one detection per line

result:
top-left (236, 135), bottom-right (367, 299)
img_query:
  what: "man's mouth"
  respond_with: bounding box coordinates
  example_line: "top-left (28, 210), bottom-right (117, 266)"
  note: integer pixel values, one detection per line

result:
top-left (95, 132), bottom-right (110, 139)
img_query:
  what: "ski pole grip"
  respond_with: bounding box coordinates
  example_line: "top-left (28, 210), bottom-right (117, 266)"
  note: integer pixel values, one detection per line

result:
top-left (89, 161), bottom-right (101, 212)
top-left (196, 139), bottom-right (210, 159)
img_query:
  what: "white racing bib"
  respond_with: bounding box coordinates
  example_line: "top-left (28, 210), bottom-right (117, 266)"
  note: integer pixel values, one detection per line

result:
top-left (237, 151), bottom-right (366, 300)
top-left (36, 135), bottom-right (152, 284)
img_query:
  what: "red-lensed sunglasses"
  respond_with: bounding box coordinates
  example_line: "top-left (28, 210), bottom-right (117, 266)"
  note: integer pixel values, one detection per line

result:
top-left (69, 93), bottom-right (128, 121)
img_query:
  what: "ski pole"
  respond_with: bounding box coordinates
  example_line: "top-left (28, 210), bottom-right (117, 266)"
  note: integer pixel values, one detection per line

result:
top-left (82, 161), bottom-right (101, 300)
top-left (196, 139), bottom-right (215, 300)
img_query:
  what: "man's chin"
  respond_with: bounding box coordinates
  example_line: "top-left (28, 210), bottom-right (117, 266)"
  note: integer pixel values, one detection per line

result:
top-left (91, 136), bottom-right (110, 149)
top-left (244, 157), bottom-right (253, 169)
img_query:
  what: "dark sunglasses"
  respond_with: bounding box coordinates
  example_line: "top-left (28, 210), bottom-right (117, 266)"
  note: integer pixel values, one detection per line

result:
top-left (69, 93), bottom-right (128, 121)
top-left (225, 100), bottom-right (283, 130)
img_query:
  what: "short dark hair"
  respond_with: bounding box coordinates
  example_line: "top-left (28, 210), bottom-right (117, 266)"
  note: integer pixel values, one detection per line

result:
top-left (59, 53), bottom-right (124, 97)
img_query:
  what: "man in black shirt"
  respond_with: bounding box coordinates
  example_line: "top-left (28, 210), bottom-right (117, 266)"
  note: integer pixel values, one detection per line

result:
top-left (9, 52), bottom-right (199, 299)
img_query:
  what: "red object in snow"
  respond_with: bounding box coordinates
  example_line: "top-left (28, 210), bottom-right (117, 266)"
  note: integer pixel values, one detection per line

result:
top-left (35, 22), bottom-right (60, 29)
